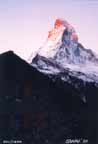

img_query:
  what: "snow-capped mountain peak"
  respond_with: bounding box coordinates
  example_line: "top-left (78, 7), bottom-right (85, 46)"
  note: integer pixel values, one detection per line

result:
top-left (37, 18), bottom-right (97, 65)
top-left (31, 18), bottom-right (98, 84)
top-left (38, 18), bottom-right (78, 58)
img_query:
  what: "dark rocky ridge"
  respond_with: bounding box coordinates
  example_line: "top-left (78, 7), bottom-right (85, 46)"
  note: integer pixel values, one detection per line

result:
top-left (0, 51), bottom-right (97, 144)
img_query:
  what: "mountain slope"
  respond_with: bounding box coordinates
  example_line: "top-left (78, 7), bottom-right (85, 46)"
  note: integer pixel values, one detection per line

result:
top-left (0, 51), bottom-right (97, 143)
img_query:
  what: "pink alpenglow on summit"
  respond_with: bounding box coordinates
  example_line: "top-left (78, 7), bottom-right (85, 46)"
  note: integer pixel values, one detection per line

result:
top-left (38, 18), bottom-right (79, 58)
top-left (48, 18), bottom-right (66, 41)
top-left (48, 18), bottom-right (78, 42)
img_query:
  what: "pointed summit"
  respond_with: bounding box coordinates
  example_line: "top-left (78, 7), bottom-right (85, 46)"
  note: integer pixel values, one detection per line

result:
top-left (47, 18), bottom-right (78, 42)
top-left (48, 18), bottom-right (66, 41)
top-left (54, 18), bottom-right (75, 32)
top-left (37, 18), bottom-right (78, 58)
top-left (54, 18), bottom-right (66, 27)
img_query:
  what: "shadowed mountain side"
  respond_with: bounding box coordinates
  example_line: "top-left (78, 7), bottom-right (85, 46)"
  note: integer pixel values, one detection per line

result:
top-left (0, 51), bottom-right (97, 144)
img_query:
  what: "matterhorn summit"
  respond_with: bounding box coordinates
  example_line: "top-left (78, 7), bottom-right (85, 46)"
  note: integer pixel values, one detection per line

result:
top-left (38, 18), bottom-right (78, 59)
top-left (31, 18), bottom-right (98, 83)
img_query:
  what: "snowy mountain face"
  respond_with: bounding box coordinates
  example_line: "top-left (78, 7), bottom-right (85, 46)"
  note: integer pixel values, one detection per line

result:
top-left (38, 18), bottom-right (98, 64)
top-left (31, 18), bottom-right (98, 85)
